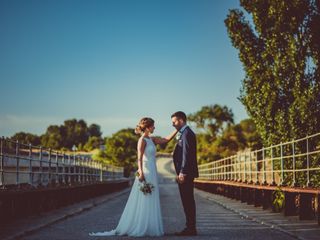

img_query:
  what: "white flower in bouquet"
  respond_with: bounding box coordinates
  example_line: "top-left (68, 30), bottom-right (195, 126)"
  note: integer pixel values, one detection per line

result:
top-left (135, 171), bottom-right (155, 195)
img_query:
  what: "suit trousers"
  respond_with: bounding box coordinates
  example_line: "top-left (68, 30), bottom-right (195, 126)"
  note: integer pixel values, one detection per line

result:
top-left (178, 177), bottom-right (196, 229)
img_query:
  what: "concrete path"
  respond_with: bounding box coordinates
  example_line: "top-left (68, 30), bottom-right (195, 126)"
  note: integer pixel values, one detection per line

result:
top-left (5, 157), bottom-right (305, 240)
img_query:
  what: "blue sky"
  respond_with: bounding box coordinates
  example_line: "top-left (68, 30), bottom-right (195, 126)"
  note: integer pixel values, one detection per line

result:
top-left (0, 0), bottom-right (248, 138)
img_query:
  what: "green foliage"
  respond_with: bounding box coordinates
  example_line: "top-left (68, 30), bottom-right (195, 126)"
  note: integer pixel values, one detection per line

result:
top-left (272, 187), bottom-right (285, 213)
top-left (88, 124), bottom-right (102, 138)
top-left (10, 119), bottom-right (103, 152)
top-left (10, 132), bottom-right (41, 146)
top-left (62, 119), bottom-right (90, 149)
top-left (225, 0), bottom-right (320, 146)
top-left (84, 136), bottom-right (102, 152)
top-left (195, 119), bottom-right (262, 164)
top-left (154, 135), bottom-right (177, 154)
top-left (40, 119), bottom-right (102, 151)
top-left (162, 138), bottom-right (177, 153)
top-left (92, 149), bottom-right (110, 163)
top-left (188, 104), bottom-right (262, 164)
top-left (104, 128), bottom-right (139, 177)
top-left (188, 104), bottom-right (234, 138)
top-left (40, 125), bottom-right (64, 149)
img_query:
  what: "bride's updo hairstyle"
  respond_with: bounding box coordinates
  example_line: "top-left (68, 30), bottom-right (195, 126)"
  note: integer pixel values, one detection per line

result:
top-left (135, 117), bottom-right (155, 135)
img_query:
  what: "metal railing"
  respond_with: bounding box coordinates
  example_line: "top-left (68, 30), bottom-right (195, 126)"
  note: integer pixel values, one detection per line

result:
top-left (0, 137), bottom-right (124, 189)
top-left (198, 132), bottom-right (320, 187)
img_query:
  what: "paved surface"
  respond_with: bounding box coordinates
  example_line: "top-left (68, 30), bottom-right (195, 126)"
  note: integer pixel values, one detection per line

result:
top-left (2, 157), bottom-right (319, 239)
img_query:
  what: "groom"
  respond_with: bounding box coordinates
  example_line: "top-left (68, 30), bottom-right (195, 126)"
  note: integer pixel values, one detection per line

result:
top-left (171, 111), bottom-right (199, 236)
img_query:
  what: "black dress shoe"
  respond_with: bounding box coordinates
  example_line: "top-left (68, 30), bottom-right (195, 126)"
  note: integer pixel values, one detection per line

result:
top-left (174, 228), bottom-right (197, 236)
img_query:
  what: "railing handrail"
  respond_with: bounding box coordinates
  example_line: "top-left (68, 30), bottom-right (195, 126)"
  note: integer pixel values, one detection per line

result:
top-left (198, 132), bottom-right (320, 188)
top-left (0, 136), bottom-right (124, 189)
top-left (200, 132), bottom-right (320, 167)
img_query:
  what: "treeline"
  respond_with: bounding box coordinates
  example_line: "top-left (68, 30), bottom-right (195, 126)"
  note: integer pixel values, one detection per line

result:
top-left (187, 104), bottom-right (262, 165)
top-left (90, 104), bottom-right (262, 177)
top-left (10, 119), bottom-right (103, 152)
top-left (7, 107), bottom-right (262, 177)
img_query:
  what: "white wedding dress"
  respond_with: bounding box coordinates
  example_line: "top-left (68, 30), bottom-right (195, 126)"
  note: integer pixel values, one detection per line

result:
top-left (89, 137), bottom-right (164, 237)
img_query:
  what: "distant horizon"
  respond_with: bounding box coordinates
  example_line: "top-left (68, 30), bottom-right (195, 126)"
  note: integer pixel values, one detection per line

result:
top-left (1, 106), bottom-right (249, 138)
top-left (0, 0), bottom-right (249, 138)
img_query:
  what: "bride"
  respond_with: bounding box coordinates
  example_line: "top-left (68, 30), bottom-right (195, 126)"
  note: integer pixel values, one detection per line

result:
top-left (89, 117), bottom-right (177, 237)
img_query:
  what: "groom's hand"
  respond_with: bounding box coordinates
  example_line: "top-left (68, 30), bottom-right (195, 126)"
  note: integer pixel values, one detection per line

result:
top-left (178, 173), bottom-right (186, 184)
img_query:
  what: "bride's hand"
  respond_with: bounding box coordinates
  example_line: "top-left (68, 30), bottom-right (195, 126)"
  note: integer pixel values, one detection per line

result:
top-left (138, 170), bottom-right (145, 182)
top-left (139, 174), bottom-right (145, 182)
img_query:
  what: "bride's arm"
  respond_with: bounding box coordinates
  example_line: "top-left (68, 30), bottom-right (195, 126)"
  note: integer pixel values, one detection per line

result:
top-left (137, 137), bottom-right (146, 181)
top-left (152, 129), bottom-right (178, 145)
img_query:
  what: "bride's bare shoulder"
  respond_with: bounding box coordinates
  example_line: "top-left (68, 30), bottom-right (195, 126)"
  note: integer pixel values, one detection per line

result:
top-left (138, 136), bottom-right (147, 144)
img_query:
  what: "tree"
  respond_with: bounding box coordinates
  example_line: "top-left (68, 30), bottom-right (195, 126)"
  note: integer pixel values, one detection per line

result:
top-left (11, 132), bottom-right (41, 146)
top-left (88, 124), bottom-right (102, 138)
top-left (84, 136), bottom-right (102, 152)
top-left (196, 118), bottom-right (262, 164)
top-left (40, 119), bottom-right (102, 151)
top-left (225, 0), bottom-right (320, 146)
top-left (188, 104), bottom-right (234, 139)
top-left (104, 128), bottom-right (139, 177)
top-left (63, 119), bottom-right (89, 149)
top-left (238, 118), bottom-right (263, 150)
top-left (41, 125), bottom-right (64, 149)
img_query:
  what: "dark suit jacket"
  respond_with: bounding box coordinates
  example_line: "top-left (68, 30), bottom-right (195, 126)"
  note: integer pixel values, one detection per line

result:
top-left (173, 126), bottom-right (199, 178)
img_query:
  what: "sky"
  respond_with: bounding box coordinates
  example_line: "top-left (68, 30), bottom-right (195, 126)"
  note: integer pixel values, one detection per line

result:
top-left (0, 0), bottom-right (249, 138)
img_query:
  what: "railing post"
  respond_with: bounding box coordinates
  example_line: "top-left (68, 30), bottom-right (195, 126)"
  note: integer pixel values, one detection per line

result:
top-left (68, 154), bottom-right (71, 185)
top-left (80, 157), bottom-right (83, 183)
top-left (280, 142), bottom-right (284, 186)
top-left (215, 162), bottom-right (217, 180)
top-left (223, 159), bottom-right (226, 181)
top-left (249, 151), bottom-right (253, 184)
top-left (232, 155), bottom-right (237, 182)
top-left (306, 136), bottom-right (310, 187)
top-left (255, 151), bottom-right (259, 184)
top-left (97, 162), bottom-right (100, 181)
top-left (79, 156), bottom-right (84, 183)
top-left (239, 154), bottom-right (243, 182)
top-left (227, 158), bottom-right (231, 180)
top-left (81, 157), bottom-right (84, 183)
top-left (62, 153), bottom-right (66, 184)
top-left (55, 151), bottom-right (59, 185)
top-left (39, 146), bottom-right (43, 186)
top-left (0, 137), bottom-right (4, 188)
top-left (48, 148), bottom-right (52, 185)
top-left (73, 153), bottom-right (76, 183)
top-left (292, 141), bottom-right (297, 187)
top-left (219, 161), bottom-right (223, 180)
top-left (92, 161), bottom-right (95, 181)
top-left (244, 152), bottom-right (247, 183)
top-left (88, 158), bottom-right (91, 182)
top-left (262, 148), bottom-right (267, 185)
top-left (237, 154), bottom-right (241, 182)
top-left (29, 143), bottom-right (33, 186)
top-left (271, 147), bottom-right (276, 185)
top-left (85, 158), bottom-right (89, 182)
top-left (100, 163), bottom-right (103, 182)
top-left (15, 140), bottom-right (20, 187)
top-left (77, 155), bottom-right (81, 183)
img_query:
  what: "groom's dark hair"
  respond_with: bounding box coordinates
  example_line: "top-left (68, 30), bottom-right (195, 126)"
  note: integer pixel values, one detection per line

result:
top-left (171, 111), bottom-right (187, 122)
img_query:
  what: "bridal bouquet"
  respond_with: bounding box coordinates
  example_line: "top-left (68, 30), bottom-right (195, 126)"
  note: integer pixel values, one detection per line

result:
top-left (136, 171), bottom-right (155, 195)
